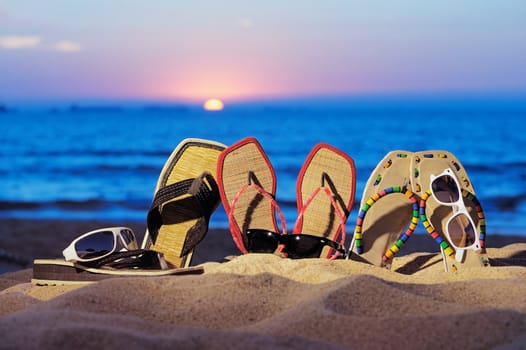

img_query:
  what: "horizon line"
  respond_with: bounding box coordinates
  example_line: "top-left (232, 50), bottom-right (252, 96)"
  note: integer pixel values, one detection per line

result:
top-left (2, 91), bottom-right (526, 107)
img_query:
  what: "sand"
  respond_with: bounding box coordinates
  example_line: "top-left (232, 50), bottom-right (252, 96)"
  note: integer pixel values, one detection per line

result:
top-left (1, 218), bottom-right (526, 349)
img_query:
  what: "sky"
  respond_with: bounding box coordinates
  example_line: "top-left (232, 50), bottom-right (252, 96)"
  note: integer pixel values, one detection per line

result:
top-left (1, 0), bottom-right (525, 103)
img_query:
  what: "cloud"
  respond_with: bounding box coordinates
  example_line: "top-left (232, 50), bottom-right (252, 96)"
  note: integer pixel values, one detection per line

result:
top-left (0, 35), bottom-right (41, 49)
top-left (0, 35), bottom-right (83, 53)
top-left (52, 40), bottom-right (82, 52)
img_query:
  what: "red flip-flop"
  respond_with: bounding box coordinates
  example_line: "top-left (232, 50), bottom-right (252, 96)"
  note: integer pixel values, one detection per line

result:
top-left (216, 137), bottom-right (285, 253)
top-left (294, 143), bottom-right (356, 259)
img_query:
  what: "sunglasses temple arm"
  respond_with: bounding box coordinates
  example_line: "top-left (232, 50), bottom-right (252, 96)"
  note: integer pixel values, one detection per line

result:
top-left (455, 249), bottom-right (466, 262)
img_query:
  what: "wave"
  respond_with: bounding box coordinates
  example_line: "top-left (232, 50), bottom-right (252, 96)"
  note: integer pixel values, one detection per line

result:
top-left (0, 199), bottom-right (149, 212)
top-left (3, 103), bottom-right (526, 235)
top-left (142, 104), bottom-right (189, 112)
top-left (0, 167), bottom-right (160, 179)
top-left (7, 149), bottom-right (171, 157)
top-left (484, 194), bottom-right (524, 211)
top-left (68, 104), bottom-right (123, 113)
top-left (464, 162), bottom-right (526, 173)
top-left (1, 195), bottom-right (525, 234)
top-left (1, 192), bottom-right (522, 213)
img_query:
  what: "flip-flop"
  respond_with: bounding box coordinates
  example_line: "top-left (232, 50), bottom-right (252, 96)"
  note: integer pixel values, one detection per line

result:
top-left (349, 151), bottom-right (419, 268)
top-left (216, 137), bottom-right (285, 254)
top-left (293, 143), bottom-right (356, 259)
top-left (142, 138), bottom-right (226, 268)
top-left (411, 150), bottom-right (490, 271)
top-left (32, 254), bottom-right (204, 286)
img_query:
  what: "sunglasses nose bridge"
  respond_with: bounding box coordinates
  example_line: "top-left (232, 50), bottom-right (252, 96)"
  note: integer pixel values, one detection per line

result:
top-left (275, 243), bottom-right (287, 256)
top-left (450, 202), bottom-right (462, 213)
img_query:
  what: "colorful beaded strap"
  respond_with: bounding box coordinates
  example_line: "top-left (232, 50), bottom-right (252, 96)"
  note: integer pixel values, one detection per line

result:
top-left (354, 186), bottom-right (419, 266)
top-left (419, 189), bottom-right (486, 259)
top-left (463, 190), bottom-right (487, 247)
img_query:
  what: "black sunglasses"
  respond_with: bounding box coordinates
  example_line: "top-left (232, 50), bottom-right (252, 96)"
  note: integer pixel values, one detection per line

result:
top-left (246, 229), bottom-right (347, 259)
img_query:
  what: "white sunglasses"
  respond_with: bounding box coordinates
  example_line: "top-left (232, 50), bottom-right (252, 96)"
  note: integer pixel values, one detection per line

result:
top-left (62, 227), bottom-right (139, 262)
top-left (430, 169), bottom-right (481, 261)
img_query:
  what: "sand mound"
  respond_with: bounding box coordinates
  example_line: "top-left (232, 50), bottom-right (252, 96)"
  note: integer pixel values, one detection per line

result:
top-left (1, 245), bottom-right (525, 349)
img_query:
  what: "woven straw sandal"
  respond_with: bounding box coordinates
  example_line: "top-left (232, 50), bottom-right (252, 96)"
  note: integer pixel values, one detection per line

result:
top-left (411, 150), bottom-right (490, 272)
top-left (349, 151), bottom-right (418, 268)
top-left (142, 138), bottom-right (226, 268)
top-left (293, 143), bottom-right (356, 259)
top-left (216, 137), bottom-right (285, 254)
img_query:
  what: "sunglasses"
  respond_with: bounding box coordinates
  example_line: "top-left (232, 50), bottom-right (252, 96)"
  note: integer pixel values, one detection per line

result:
top-left (430, 169), bottom-right (481, 255)
top-left (62, 227), bottom-right (139, 262)
top-left (246, 229), bottom-right (347, 259)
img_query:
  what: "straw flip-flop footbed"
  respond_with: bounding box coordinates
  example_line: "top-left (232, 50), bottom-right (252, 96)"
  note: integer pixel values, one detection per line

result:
top-left (295, 144), bottom-right (356, 258)
top-left (146, 138), bottom-right (226, 267)
top-left (411, 150), bottom-right (488, 270)
top-left (353, 151), bottom-right (416, 267)
top-left (217, 137), bottom-right (278, 252)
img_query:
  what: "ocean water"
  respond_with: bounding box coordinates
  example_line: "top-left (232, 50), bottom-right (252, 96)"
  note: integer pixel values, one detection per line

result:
top-left (1, 98), bottom-right (526, 236)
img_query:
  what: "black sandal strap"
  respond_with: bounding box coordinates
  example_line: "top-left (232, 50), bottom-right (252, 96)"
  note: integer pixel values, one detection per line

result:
top-left (146, 172), bottom-right (220, 256)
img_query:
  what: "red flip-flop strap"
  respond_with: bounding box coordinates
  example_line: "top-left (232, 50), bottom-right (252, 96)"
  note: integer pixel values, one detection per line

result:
top-left (292, 186), bottom-right (347, 259)
top-left (228, 182), bottom-right (287, 253)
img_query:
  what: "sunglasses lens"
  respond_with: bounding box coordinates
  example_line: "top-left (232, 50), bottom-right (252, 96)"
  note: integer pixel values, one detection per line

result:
top-left (119, 228), bottom-right (137, 249)
top-left (281, 235), bottom-right (324, 259)
top-left (74, 231), bottom-right (115, 259)
top-left (432, 175), bottom-right (460, 204)
top-left (447, 213), bottom-right (477, 248)
top-left (246, 229), bottom-right (279, 253)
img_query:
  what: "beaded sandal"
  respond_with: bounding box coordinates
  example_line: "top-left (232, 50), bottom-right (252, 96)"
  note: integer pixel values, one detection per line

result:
top-left (349, 150), bottom-right (418, 268)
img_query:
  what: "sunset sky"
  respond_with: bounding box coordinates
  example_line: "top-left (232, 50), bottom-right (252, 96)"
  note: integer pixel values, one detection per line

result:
top-left (1, 1), bottom-right (525, 103)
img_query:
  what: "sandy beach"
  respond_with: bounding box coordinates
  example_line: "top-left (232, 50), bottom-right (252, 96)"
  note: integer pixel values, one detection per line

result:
top-left (3, 0), bottom-right (525, 348)
top-left (1, 218), bottom-right (526, 349)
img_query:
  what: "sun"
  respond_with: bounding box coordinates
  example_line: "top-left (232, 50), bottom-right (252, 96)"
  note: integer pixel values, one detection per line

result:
top-left (203, 98), bottom-right (224, 111)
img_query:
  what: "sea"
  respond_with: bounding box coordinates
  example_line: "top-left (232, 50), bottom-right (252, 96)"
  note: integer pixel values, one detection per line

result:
top-left (2, 97), bottom-right (526, 237)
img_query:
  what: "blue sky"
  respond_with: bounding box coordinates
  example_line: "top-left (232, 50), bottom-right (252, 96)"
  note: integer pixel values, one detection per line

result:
top-left (1, 1), bottom-right (525, 103)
